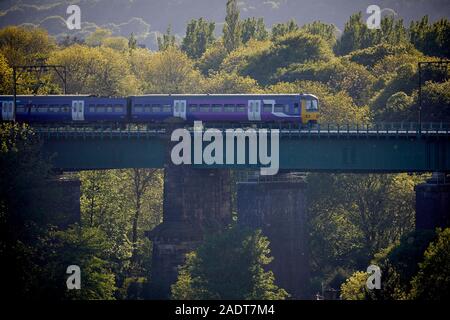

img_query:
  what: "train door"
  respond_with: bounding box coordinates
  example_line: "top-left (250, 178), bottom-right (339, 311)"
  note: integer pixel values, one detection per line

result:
top-left (71, 100), bottom-right (85, 121)
top-left (247, 100), bottom-right (261, 121)
top-left (174, 100), bottom-right (186, 120)
top-left (1, 101), bottom-right (15, 121)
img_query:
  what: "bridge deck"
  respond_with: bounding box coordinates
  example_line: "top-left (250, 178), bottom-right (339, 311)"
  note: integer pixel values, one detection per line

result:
top-left (32, 123), bottom-right (450, 172)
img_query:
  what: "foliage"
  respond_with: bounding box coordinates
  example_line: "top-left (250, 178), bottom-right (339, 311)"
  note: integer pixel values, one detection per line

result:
top-left (182, 18), bottom-right (215, 59)
top-left (140, 46), bottom-right (204, 93)
top-left (335, 13), bottom-right (408, 56)
top-left (409, 16), bottom-right (450, 58)
top-left (157, 25), bottom-right (176, 51)
top-left (271, 20), bottom-right (298, 40)
top-left (0, 26), bottom-right (56, 65)
top-left (203, 71), bottom-right (260, 94)
top-left (223, 0), bottom-right (242, 53)
top-left (196, 40), bottom-right (228, 76)
top-left (241, 18), bottom-right (268, 43)
top-left (409, 228), bottom-right (450, 300)
top-left (48, 45), bottom-right (139, 96)
top-left (171, 227), bottom-right (289, 300)
top-left (340, 271), bottom-right (370, 300)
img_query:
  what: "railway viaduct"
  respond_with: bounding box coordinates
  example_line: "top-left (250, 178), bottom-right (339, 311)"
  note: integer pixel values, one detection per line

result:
top-left (36, 122), bottom-right (450, 299)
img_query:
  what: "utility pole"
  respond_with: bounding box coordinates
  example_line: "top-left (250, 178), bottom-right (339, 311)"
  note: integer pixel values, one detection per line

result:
top-left (12, 64), bottom-right (67, 115)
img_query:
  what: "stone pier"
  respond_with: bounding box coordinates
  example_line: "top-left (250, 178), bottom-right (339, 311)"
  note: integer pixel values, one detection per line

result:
top-left (147, 124), bottom-right (232, 299)
top-left (415, 172), bottom-right (450, 230)
top-left (45, 174), bottom-right (81, 228)
top-left (237, 172), bottom-right (310, 299)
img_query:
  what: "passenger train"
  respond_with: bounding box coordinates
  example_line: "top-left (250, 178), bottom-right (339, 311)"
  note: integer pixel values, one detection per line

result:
top-left (0, 94), bottom-right (319, 125)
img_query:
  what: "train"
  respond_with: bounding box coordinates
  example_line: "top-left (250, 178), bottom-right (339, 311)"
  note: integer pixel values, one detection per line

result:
top-left (0, 94), bottom-right (319, 125)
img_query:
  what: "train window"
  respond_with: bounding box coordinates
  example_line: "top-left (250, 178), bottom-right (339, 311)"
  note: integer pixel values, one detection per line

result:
top-left (134, 104), bottom-right (143, 112)
top-left (89, 104), bottom-right (95, 112)
top-left (200, 104), bottom-right (210, 112)
top-left (305, 100), bottom-right (319, 111)
top-left (274, 104), bottom-right (284, 112)
top-left (16, 106), bottom-right (26, 113)
top-left (61, 104), bottom-right (70, 112)
top-left (144, 104), bottom-right (151, 112)
top-left (236, 104), bottom-right (245, 112)
top-left (284, 104), bottom-right (290, 113)
top-left (97, 104), bottom-right (106, 112)
top-left (106, 105), bottom-right (113, 113)
top-left (189, 104), bottom-right (198, 112)
top-left (49, 105), bottom-right (59, 113)
top-left (224, 104), bottom-right (235, 112)
top-left (114, 105), bottom-right (123, 113)
top-left (263, 104), bottom-right (272, 112)
top-left (152, 104), bottom-right (161, 112)
top-left (212, 104), bottom-right (222, 112)
top-left (37, 104), bottom-right (48, 112)
top-left (293, 103), bottom-right (299, 113)
top-left (163, 105), bottom-right (171, 112)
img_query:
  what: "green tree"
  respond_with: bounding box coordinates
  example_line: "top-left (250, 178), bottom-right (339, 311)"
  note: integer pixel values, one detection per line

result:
top-left (0, 52), bottom-right (12, 94)
top-left (409, 17), bottom-right (450, 58)
top-left (271, 20), bottom-right (298, 40)
top-left (196, 40), bottom-right (228, 76)
top-left (410, 228), bottom-right (450, 300)
top-left (241, 17), bottom-right (268, 43)
top-left (223, 0), bottom-right (242, 53)
top-left (0, 26), bottom-right (56, 65)
top-left (301, 21), bottom-right (337, 47)
top-left (48, 45), bottom-right (140, 96)
top-left (340, 271), bottom-right (369, 300)
top-left (182, 18), bottom-right (215, 59)
top-left (171, 227), bottom-right (289, 299)
top-left (85, 28), bottom-right (112, 47)
top-left (204, 71), bottom-right (260, 94)
top-left (128, 33), bottom-right (137, 51)
top-left (158, 25), bottom-right (176, 51)
top-left (141, 46), bottom-right (204, 93)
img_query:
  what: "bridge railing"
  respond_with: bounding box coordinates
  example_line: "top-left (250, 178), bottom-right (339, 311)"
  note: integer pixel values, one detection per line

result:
top-left (32, 122), bottom-right (450, 139)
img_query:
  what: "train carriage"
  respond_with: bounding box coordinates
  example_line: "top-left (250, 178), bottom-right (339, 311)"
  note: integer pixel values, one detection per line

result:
top-left (1, 93), bottom-right (319, 125)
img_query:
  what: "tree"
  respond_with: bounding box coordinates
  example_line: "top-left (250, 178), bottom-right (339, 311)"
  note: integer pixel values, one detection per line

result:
top-left (85, 28), bottom-right (112, 47)
top-left (196, 40), bottom-right (228, 76)
top-left (242, 31), bottom-right (333, 85)
top-left (0, 26), bottom-right (56, 65)
top-left (48, 45), bottom-right (140, 96)
top-left (171, 227), bottom-right (289, 299)
top-left (157, 25), bottom-right (176, 51)
top-left (182, 18), bottom-right (215, 59)
top-left (409, 17), bottom-right (450, 58)
top-left (241, 18), bottom-right (268, 43)
top-left (0, 52), bottom-right (12, 94)
top-left (410, 228), bottom-right (450, 300)
top-left (126, 169), bottom-right (159, 270)
top-left (141, 46), bottom-right (204, 93)
top-left (128, 33), bottom-right (137, 51)
top-left (101, 36), bottom-right (129, 51)
top-left (223, 0), bottom-right (241, 53)
top-left (340, 271), bottom-right (369, 300)
top-left (271, 20), bottom-right (298, 40)
top-left (203, 71), bottom-right (260, 94)
top-left (301, 21), bottom-right (337, 47)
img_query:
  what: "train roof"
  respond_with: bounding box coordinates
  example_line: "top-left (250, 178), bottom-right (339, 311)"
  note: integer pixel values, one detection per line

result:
top-left (0, 93), bottom-right (319, 99)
